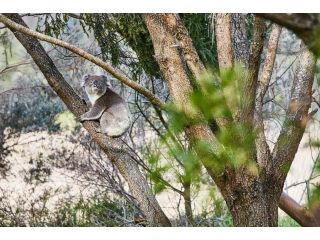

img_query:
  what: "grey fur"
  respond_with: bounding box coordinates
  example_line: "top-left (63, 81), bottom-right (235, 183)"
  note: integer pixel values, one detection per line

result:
top-left (80, 75), bottom-right (132, 137)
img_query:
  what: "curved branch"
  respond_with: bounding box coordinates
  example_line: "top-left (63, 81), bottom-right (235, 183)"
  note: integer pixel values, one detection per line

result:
top-left (258, 14), bottom-right (317, 34)
top-left (0, 14), bottom-right (164, 108)
top-left (257, 13), bottom-right (320, 56)
top-left (280, 192), bottom-right (320, 226)
top-left (4, 13), bottom-right (171, 227)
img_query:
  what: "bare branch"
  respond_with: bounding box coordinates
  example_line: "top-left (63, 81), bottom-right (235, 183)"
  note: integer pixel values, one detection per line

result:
top-left (0, 85), bottom-right (49, 96)
top-left (255, 24), bottom-right (281, 169)
top-left (238, 16), bottom-right (266, 124)
top-left (0, 14), bottom-right (164, 108)
top-left (160, 13), bottom-right (232, 127)
top-left (144, 13), bottom-right (225, 185)
top-left (215, 14), bottom-right (234, 69)
top-left (258, 14), bottom-right (317, 34)
top-left (256, 24), bottom-right (282, 111)
top-left (231, 13), bottom-right (249, 67)
top-left (20, 13), bottom-right (46, 18)
top-left (0, 60), bottom-right (34, 74)
top-left (279, 192), bottom-right (320, 226)
top-left (272, 45), bottom-right (316, 183)
top-left (67, 13), bottom-right (83, 20)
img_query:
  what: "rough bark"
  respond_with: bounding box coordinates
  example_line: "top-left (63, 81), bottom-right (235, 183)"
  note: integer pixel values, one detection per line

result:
top-left (280, 192), bottom-right (320, 227)
top-left (144, 14), bottom-right (227, 186)
top-left (212, 160), bottom-right (281, 227)
top-left (3, 13), bottom-right (171, 227)
top-left (238, 16), bottom-right (265, 124)
top-left (272, 46), bottom-right (316, 188)
top-left (215, 14), bottom-right (234, 69)
top-left (251, 22), bottom-right (319, 226)
top-left (232, 43), bottom-right (316, 227)
top-left (145, 13), bottom-right (281, 227)
top-left (160, 13), bottom-right (205, 79)
top-left (215, 14), bottom-right (239, 118)
top-left (160, 13), bottom-right (232, 127)
top-left (231, 14), bottom-right (249, 67)
top-left (255, 24), bottom-right (282, 170)
top-left (214, 16), bottom-right (279, 226)
top-left (256, 24), bottom-right (282, 113)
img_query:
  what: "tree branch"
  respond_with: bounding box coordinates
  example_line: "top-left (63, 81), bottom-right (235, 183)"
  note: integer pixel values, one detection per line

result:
top-left (256, 24), bottom-right (282, 111)
top-left (144, 13), bottom-right (226, 187)
top-left (257, 13), bottom-right (320, 56)
top-left (238, 16), bottom-right (266, 124)
top-left (67, 13), bottom-right (83, 20)
top-left (160, 13), bottom-right (232, 127)
top-left (279, 192), bottom-right (320, 226)
top-left (214, 13), bottom-right (240, 120)
top-left (231, 13), bottom-right (249, 67)
top-left (3, 13), bottom-right (171, 227)
top-left (258, 14), bottom-right (317, 34)
top-left (215, 14), bottom-right (234, 70)
top-left (0, 14), bottom-right (164, 108)
top-left (255, 24), bottom-right (281, 169)
top-left (272, 45), bottom-right (316, 184)
top-left (160, 14), bottom-right (205, 78)
top-left (0, 60), bottom-right (34, 74)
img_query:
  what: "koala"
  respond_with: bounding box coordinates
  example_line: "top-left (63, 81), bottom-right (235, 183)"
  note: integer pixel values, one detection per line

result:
top-left (79, 74), bottom-right (132, 137)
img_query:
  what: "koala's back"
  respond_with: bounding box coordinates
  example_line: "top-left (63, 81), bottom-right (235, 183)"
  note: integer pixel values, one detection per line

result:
top-left (97, 89), bottom-right (132, 137)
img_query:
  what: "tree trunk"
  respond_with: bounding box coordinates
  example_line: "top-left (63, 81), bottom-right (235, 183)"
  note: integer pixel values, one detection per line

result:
top-left (222, 174), bottom-right (280, 226)
top-left (144, 14), bottom-right (223, 184)
top-left (4, 13), bottom-right (171, 227)
top-left (145, 13), bottom-right (279, 227)
top-left (231, 14), bottom-right (249, 67)
top-left (215, 14), bottom-right (234, 69)
top-left (183, 182), bottom-right (194, 226)
top-left (228, 194), bottom-right (278, 227)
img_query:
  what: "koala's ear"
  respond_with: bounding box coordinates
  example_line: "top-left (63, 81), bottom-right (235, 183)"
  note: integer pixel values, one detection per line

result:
top-left (102, 74), bottom-right (109, 81)
top-left (102, 74), bottom-right (111, 88)
top-left (81, 74), bottom-right (90, 87)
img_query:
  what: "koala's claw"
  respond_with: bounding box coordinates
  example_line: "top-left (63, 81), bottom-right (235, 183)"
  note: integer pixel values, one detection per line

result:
top-left (94, 126), bottom-right (102, 133)
top-left (79, 115), bottom-right (86, 123)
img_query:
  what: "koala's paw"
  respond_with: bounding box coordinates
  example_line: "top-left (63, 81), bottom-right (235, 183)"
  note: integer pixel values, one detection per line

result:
top-left (82, 98), bottom-right (87, 106)
top-left (94, 126), bottom-right (102, 133)
top-left (79, 115), bottom-right (86, 123)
